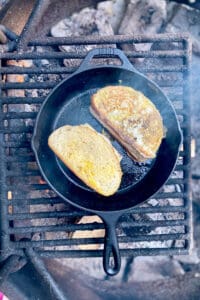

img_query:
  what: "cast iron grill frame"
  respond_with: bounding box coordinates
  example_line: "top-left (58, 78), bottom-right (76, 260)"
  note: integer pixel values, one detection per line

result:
top-left (0, 33), bottom-right (192, 263)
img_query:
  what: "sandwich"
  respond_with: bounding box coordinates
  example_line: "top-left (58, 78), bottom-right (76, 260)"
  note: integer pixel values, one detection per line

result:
top-left (48, 124), bottom-right (122, 196)
top-left (90, 86), bottom-right (164, 162)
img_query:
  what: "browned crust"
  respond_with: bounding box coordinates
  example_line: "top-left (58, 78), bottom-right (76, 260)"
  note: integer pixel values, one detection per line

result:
top-left (48, 125), bottom-right (122, 196)
top-left (48, 137), bottom-right (92, 189)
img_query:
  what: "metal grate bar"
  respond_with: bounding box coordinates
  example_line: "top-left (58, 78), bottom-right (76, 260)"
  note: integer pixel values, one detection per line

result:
top-left (0, 50), bottom-right (188, 60)
top-left (0, 65), bottom-right (188, 74)
top-left (0, 86), bottom-right (10, 256)
top-left (6, 183), bottom-right (49, 190)
top-left (2, 141), bottom-right (31, 148)
top-left (2, 112), bottom-right (37, 120)
top-left (5, 155), bottom-right (36, 163)
top-left (29, 33), bottom-right (189, 46)
top-left (1, 126), bottom-right (33, 133)
top-left (37, 248), bottom-right (189, 258)
top-left (8, 220), bottom-right (188, 234)
top-left (14, 233), bottom-right (189, 248)
top-left (0, 80), bottom-right (185, 90)
top-left (6, 170), bottom-right (41, 177)
top-left (7, 208), bottom-right (187, 220)
top-left (0, 33), bottom-right (192, 262)
top-left (7, 197), bottom-right (63, 206)
top-left (7, 196), bottom-right (184, 207)
top-left (0, 81), bottom-right (56, 89)
top-left (1, 97), bottom-right (45, 104)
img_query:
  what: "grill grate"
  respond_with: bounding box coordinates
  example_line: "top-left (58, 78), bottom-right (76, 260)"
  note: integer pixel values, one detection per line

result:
top-left (0, 33), bottom-right (192, 261)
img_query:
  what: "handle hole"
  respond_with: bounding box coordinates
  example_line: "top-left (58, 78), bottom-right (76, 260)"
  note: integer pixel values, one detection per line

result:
top-left (108, 252), bottom-right (115, 269)
top-left (89, 54), bottom-right (122, 67)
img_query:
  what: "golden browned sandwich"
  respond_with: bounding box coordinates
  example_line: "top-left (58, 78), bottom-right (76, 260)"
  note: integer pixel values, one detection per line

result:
top-left (91, 86), bottom-right (164, 162)
top-left (48, 124), bottom-right (122, 196)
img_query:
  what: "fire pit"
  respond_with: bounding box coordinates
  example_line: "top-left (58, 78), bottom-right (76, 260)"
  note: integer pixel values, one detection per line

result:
top-left (0, 0), bottom-right (193, 299)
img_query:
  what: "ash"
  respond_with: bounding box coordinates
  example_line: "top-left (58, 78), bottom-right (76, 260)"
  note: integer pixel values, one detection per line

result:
top-left (51, 6), bottom-right (116, 67)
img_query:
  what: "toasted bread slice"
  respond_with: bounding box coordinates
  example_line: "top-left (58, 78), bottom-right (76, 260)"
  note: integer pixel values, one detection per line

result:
top-left (91, 86), bottom-right (164, 162)
top-left (48, 124), bottom-right (122, 196)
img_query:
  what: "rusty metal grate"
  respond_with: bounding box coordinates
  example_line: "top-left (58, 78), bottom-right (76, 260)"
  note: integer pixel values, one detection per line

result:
top-left (0, 33), bottom-right (192, 263)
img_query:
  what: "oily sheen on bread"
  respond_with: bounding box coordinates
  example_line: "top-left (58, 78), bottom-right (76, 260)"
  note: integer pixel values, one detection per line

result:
top-left (48, 124), bottom-right (122, 196)
top-left (91, 86), bottom-right (164, 162)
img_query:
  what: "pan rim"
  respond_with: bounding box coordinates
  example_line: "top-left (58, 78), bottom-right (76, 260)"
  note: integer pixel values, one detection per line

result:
top-left (32, 65), bottom-right (182, 213)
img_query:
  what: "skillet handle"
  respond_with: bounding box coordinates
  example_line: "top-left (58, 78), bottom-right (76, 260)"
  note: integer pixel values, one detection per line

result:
top-left (101, 214), bottom-right (121, 276)
top-left (77, 48), bottom-right (136, 72)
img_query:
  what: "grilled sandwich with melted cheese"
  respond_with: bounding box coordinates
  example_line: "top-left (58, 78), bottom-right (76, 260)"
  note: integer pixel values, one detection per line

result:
top-left (91, 86), bottom-right (164, 162)
top-left (48, 124), bottom-right (122, 196)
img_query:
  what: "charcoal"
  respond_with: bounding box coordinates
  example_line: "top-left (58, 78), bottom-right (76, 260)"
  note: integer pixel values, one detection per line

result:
top-left (119, 0), bottom-right (167, 56)
top-left (51, 7), bottom-right (115, 68)
top-left (165, 4), bottom-right (200, 55)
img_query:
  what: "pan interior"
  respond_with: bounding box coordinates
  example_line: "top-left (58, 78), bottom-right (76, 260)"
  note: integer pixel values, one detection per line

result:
top-left (54, 88), bottom-right (154, 193)
top-left (33, 67), bottom-right (181, 212)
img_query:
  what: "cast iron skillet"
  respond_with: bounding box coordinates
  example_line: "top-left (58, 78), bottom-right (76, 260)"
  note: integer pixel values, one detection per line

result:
top-left (32, 48), bottom-right (182, 276)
